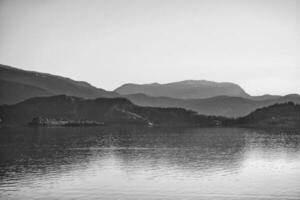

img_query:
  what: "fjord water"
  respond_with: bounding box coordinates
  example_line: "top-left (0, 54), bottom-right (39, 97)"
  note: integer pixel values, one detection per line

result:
top-left (0, 126), bottom-right (300, 200)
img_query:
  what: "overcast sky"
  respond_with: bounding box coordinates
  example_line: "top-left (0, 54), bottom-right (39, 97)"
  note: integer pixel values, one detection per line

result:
top-left (0, 0), bottom-right (299, 95)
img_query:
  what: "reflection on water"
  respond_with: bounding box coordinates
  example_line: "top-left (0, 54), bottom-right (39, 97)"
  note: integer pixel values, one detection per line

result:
top-left (0, 126), bottom-right (300, 200)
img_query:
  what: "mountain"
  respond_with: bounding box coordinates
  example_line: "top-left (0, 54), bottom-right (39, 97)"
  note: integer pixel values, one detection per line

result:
top-left (2, 64), bottom-right (299, 118)
top-left (0, 64), bottom-right (117, 104)
top-left (115, 80), bottom-right (250, 99)
top-left (225, 102), bottom-right (300, 129)
top-left (123, 93), bottom-right (300, 117)
top-left (0, 95), bottom-right (223, 127)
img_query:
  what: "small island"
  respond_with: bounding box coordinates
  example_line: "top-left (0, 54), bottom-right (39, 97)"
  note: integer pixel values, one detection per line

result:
top-left (28, 117), bottom-right (104, 127)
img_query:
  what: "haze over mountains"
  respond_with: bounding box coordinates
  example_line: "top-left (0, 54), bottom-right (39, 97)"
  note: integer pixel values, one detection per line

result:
top-left (1, 64), bottom-right (299, 117)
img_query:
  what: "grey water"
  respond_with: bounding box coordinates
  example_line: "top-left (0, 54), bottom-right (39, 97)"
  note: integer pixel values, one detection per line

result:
top-left (0, 126), bottom-right (300, 200)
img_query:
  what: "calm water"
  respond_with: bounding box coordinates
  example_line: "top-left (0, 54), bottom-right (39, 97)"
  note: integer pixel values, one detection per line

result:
top-left (0, 126), bottom-right (300, 200)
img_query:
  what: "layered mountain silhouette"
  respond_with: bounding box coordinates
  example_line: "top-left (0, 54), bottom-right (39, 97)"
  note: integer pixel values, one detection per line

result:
top-left (0, 64), bottom-right (117, 104)
top-left (0, 95), bottom-right (223, 127)
top-left (1, 95), bottom-right (299, 129)
top-left (115, 80), bottom-right (250, 99)
top-left (1, 64), bottom-right (299, 118)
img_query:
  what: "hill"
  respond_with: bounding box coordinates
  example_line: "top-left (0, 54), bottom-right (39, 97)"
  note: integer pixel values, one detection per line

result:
top-left (0, 64), bottom-right (117, 104)
top-left (115, 80), bottom-right (250, 99)
top-left (225, 102), bottom-right (300, 129)
top-left (0, 95), bottom-right (223, 127)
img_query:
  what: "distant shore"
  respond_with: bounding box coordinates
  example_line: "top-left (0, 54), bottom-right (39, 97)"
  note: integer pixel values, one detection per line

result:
top-left (28, 117), bottom-right (104, 127)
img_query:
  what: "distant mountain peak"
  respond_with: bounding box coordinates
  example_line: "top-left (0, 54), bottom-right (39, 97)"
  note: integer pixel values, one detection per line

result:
top-left (115, 80), bottom-right (250, 99)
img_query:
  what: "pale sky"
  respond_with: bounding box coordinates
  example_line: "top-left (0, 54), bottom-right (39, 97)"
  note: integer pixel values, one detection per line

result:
top-left (0, 0), bottom-right (299, 95)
